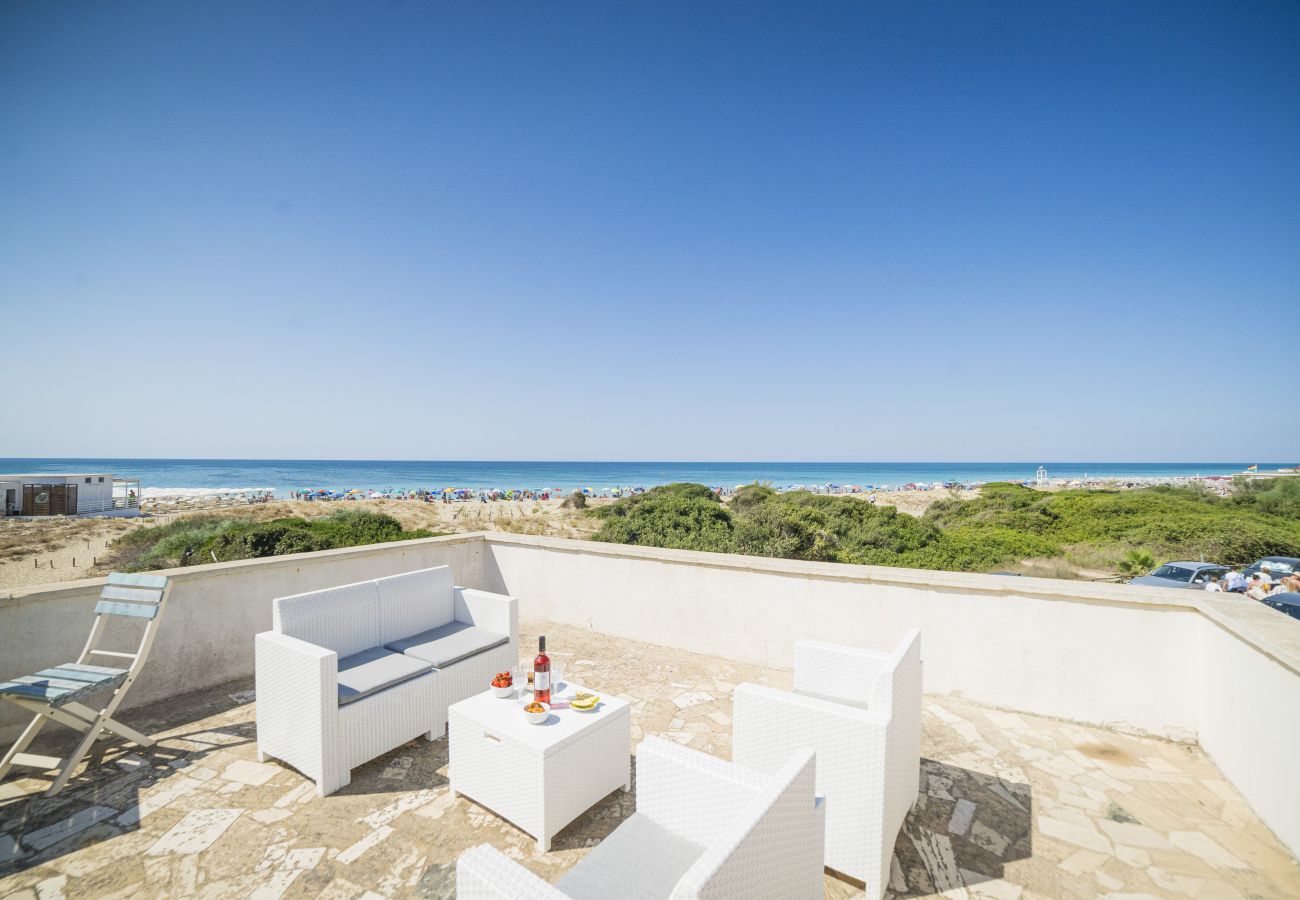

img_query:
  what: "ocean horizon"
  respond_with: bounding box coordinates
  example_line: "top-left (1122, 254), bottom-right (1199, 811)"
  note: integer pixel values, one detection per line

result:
top-left (0, 458), bottom-right (1276, 498)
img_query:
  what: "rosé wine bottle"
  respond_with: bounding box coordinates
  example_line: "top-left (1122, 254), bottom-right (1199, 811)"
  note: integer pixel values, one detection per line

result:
top-left (533, 636), bottom-right (551, 704)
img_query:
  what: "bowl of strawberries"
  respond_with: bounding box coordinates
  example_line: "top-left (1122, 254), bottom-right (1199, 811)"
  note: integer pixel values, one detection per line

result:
top-left (490, 671), bottom-right (515, 698)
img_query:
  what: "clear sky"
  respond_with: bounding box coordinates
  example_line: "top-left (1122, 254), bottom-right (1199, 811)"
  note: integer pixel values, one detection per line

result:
top-left (2, 1), bottom-right (1297, 461)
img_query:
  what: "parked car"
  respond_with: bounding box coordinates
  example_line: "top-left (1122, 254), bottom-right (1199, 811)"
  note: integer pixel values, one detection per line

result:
top-left (1259, 592), bottom-right (1300, 621)
top-left (1128, 561), bottom-right (1229, 589)
top-left (1243, 556), bottom-right (1300, 582)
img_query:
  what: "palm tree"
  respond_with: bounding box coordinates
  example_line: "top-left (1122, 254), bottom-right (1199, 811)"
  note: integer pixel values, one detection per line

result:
top-left (1116, 549), bottom-right (1157, 577)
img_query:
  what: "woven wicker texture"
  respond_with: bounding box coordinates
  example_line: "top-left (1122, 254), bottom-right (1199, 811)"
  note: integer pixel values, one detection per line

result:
top-left (254, 631), bottom-right (340, 793)
top-left (637, 736), bottom-right (766, 847)
top-left (455, 587), bottom-right (517, 640)
top-left (450, 688), bottom-right (630, 850)
top-left (273, 579), bottom-right (381, 659)
top-left (339, 668), bottom-right (439, 774)
top-left (675, 743), bottom-right (822, 900)
top-left (439, 641), bottom-right (515, 730)
top-left (257, 569), bottom-right (518, 795)
top-left (456, 845), bottom-right (571, 899)
top-left (455, 737), bottom-right (823, 899)
top-left (794, 639), bottom-right (887, 707)
top-left (555, 812), bottom-right (704, 900)
top-left (733, 630), bottom-right (922, 898)
top-left (376, 566), bottom-right (455, 644)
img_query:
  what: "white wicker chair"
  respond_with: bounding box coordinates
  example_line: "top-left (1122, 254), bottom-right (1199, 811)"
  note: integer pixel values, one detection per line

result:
top-left (456, 737), bottom-right (825, 900)
top-left (732, 629), bottom-right (922, 899)
top-left (255, 566), bottom-right (517, 795)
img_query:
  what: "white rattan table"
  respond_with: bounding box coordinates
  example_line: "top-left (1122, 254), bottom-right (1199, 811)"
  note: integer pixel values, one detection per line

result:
top-left (448, 684), bottom-right (631, 851)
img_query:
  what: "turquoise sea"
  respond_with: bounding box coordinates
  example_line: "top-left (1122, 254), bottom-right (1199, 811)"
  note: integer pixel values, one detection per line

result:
top-left (0, 459), bottom-right (1274, 497)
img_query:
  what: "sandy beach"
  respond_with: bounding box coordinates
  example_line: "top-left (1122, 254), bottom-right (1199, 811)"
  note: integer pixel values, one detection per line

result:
top-left (0, 496), bottom-right (611, 590)
top-left (0, 474), bottom-right (1246, 591)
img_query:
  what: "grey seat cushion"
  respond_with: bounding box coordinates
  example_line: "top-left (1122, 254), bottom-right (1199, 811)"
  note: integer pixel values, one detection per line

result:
top-left (337, 647), bottom-right (432, 705)
top-left (556, 812), bottom-right (704, 900)
top-left (385, 621), bottom-right (508, 669)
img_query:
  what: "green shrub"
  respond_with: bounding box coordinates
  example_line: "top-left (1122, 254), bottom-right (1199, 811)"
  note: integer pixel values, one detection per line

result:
top-left (1115, 549), bottom-right (1156, 577)
top-left (115, 509), bottom-right (437, 571)
top-left (588, 478), bottom-right (1300, 577)
top-left (729, 484), bottom-right (777, 514)
top-left (592, 490), bottom-right (734, 552)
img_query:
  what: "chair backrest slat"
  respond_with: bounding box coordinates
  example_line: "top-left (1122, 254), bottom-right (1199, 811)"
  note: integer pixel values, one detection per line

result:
top-left (107, 572), bottom-right (169, 589)
top-left (100, 585), bottom-right (163, 604)
top-left (95, 600), bottom-right (161, 619)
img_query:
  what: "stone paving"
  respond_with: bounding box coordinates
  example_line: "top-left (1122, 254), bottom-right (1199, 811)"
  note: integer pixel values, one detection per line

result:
top-left (1, 620), bottom-right (1298, 899)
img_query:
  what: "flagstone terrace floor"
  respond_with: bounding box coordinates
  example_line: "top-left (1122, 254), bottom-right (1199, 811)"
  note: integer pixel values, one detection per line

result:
top-left (1, 620), bottom-right (1298, 899)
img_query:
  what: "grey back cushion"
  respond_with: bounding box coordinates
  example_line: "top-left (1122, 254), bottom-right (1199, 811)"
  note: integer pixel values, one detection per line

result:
top-left (386, 621), bottom-right (508, 669)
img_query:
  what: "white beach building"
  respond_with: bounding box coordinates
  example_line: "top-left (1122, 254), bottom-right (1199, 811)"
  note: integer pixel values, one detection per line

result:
top-left (0, 473), bottom-right (141, 517)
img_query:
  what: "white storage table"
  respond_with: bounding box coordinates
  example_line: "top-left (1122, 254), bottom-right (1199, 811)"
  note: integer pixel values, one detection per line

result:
top-left (448, 684), bottom-right (631, 851)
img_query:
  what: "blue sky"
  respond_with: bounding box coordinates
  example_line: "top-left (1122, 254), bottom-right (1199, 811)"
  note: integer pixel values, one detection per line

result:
top-left (2, 1), bottom-right (1297, 461)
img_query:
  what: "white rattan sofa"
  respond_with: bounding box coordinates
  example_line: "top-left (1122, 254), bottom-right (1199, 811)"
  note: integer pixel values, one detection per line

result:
top-left (255, 565), bottom-right (517, 795)
top-left (732, 629), bottom-right (922, 899)
top-left (456, 736), bottom-right (825, 900)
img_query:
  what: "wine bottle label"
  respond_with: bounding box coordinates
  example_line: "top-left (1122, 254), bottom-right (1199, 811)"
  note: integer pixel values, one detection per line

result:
top-left (535, 671), bottom-right (550, 693)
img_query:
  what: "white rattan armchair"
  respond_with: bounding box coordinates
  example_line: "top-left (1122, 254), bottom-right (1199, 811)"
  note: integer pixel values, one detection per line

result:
top-left (733, 629), bottom-right (922, 899)
top-left (456, 737), bottom-right (825, 900)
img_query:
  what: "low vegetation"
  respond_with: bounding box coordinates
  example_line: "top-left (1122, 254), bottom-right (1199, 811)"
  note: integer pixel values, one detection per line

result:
top-left (108, 509), bottom-right (440, 572)
top-left (589, 479), bottom-right (1300, 577)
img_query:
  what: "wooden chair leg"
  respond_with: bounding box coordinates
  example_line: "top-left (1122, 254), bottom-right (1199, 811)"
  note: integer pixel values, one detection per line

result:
top-left (45, 712), bottom-right (108, 797)
top-left (61, 702), bottom-right (150, 745)
top-left (0, 713), bottom-right (47, 782)
top-left (99, 717), bottom-right (154, 747)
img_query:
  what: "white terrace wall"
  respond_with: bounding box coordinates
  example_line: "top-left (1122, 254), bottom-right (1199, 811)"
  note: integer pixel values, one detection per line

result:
top-left (2, 531), bottom-right (1298, 855)
top-left (481, 533), bottom-right (1300, 857)
top-left (0, 534), bottom-right (488, 740)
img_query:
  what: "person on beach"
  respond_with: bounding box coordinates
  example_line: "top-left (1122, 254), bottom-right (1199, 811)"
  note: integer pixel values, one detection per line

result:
top-left (1223, 569), bottom-right (1248, 593)
top-left (1203, 577), bottom-right (1223, 592)
top-left (1258, 565), bottom-right (1274, 586)
top-left (1246, 576), bottom-right (1271, 601)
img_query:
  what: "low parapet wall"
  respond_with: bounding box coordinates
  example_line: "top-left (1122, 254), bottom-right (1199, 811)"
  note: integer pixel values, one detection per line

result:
top-left (1, 532), bottom-right (1297, 855)
top-left (0, 533), bottom-right (488, 739)
top-left (481, 533), bottom-right (1300, 857)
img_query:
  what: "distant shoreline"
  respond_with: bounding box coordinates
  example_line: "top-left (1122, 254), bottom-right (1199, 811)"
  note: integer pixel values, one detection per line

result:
top-left (0, 458), bottom-right (1284, 500)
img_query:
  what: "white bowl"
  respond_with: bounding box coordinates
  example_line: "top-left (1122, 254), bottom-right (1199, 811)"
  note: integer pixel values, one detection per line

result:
top-left (523, 702), bottom-right (550, 725)
top-left (491, 684), bottom-right (515, 698)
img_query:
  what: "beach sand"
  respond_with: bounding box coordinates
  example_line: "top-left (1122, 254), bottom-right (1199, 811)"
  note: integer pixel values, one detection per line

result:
top-left (0, 497), bottom-right (611, 590)
top-left (0, 481), bottom-right (1155, 590)
top-left (0, 516), bottom-right (144, 590)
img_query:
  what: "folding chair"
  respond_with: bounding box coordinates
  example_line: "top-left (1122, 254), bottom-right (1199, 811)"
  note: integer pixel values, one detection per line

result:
top-left (0, 572), bottom-right (172, 796)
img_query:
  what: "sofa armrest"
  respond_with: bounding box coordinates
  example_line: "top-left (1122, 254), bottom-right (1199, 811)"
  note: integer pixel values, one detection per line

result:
top-left (254, 631), bottom-right (339, 782)
top-left (454, 587), bottom-right (517, 641)
top-left (794, 639), bottom-right (888, 705)
top-left (635, 736), bottom-right (767, 847)
top-left (456, 845), bottom-right (571, 900)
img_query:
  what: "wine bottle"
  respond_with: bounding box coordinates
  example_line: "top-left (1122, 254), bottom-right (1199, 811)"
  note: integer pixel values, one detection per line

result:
top-left (534, 635), bottom-right (551, 704)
